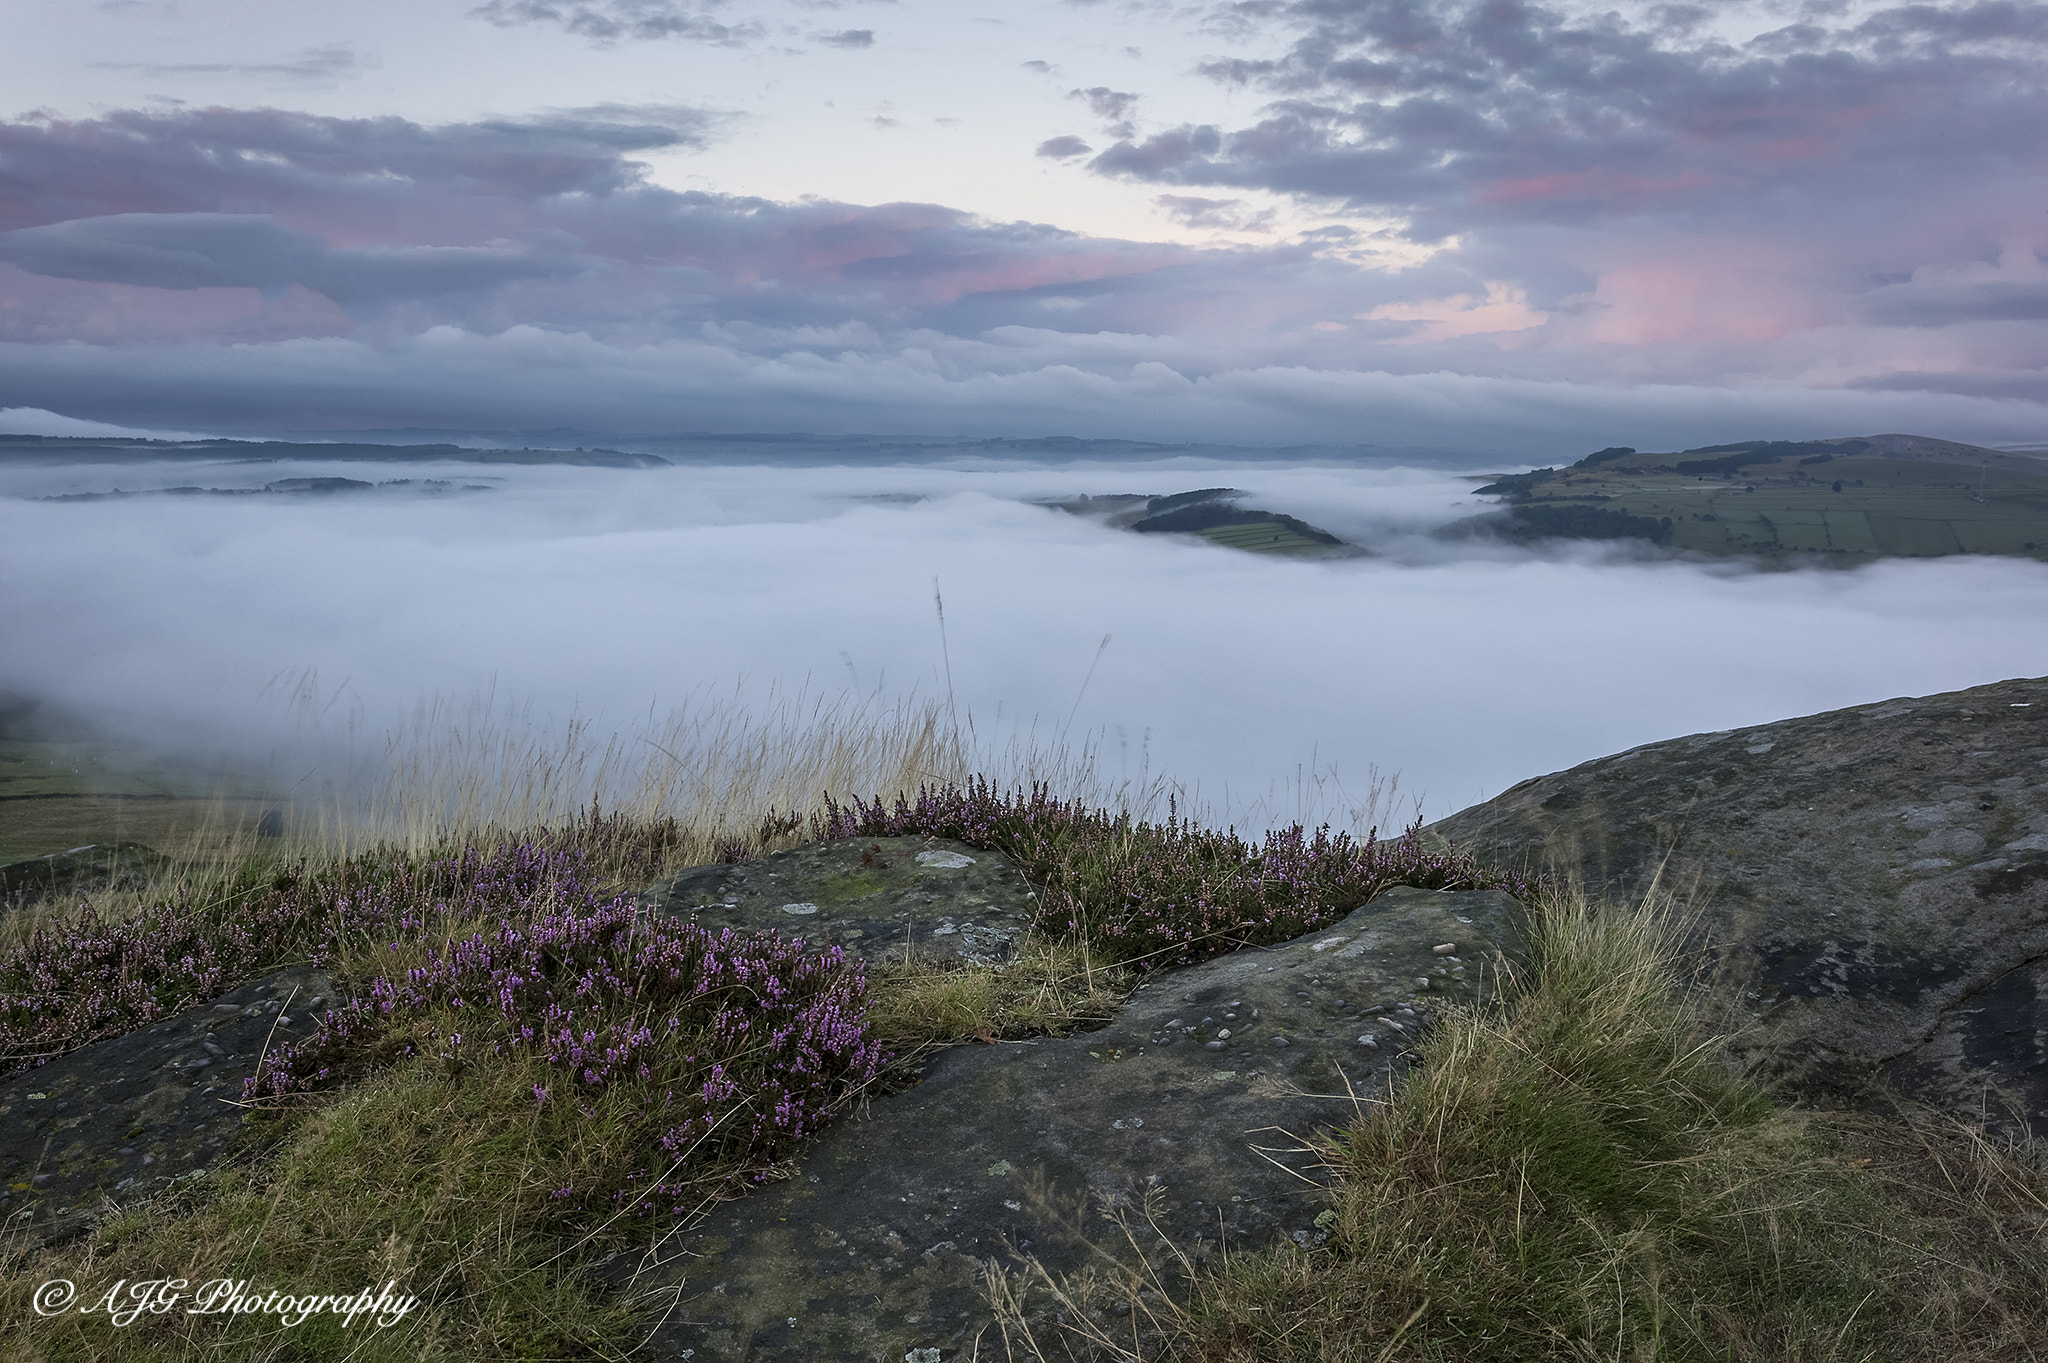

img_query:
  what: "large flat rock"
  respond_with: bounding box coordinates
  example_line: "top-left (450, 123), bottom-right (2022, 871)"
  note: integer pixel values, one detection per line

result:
top-left (1429, 675), bottom-right (2048, 1131)
top-left (641, 836), bottom-right (1040, 966)
top-left (0, 966), bottom-right (335, 1246)
top-left (621, 886), bottom-right (1524, 1362)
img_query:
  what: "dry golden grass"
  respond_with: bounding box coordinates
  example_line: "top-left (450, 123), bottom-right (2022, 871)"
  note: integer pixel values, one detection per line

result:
top-left (865, 935), bottom-right (1134, 1064)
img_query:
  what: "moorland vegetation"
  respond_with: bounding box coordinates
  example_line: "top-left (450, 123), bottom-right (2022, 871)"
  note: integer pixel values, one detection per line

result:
top-left (2, 702), bottom-right (2044, 1361)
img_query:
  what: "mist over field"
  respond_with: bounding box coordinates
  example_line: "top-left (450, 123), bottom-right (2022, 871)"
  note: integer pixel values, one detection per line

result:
top-left (5, 450), bottom-right (2045, 827)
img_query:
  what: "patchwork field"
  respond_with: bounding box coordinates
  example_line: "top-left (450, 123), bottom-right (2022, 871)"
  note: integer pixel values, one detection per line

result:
top-left (0, 731), bottom-right (264, 864)
top-left (1471, 434), bottom-right (2048, 563)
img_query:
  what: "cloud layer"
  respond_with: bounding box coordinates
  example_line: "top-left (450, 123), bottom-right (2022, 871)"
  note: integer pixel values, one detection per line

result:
top-left (4, 1), bottom-right (2048, 455)
top-left (1073, 0), bottom-right (2048, 406)
top-left (3, 455), bottom-right (2045, 825)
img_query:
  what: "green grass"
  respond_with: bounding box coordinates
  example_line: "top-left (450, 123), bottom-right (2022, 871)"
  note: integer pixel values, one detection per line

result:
top-left (980, 886), bottom-right (2048, 1362)
top-left (9, 1058), bottom-right (648, 1360)
top-left (5, 748), bottom-right (2045, 1362)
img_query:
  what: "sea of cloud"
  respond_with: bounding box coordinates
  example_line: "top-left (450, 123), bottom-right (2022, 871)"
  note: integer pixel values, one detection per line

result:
top-left (4, 451), bottom-right (2046, 828)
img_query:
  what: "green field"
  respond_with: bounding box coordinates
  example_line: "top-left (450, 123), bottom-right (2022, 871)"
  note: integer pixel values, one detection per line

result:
top-left (1475, 438), bottom-right (2048, 564)
top-left (0, 730), bottom-right (266, 864)
top-left (1195, 520), bottom-right (1346, 556)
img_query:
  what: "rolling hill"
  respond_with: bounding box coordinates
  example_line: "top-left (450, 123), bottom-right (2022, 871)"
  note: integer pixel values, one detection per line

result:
top-left (1465, 433), bottom-right (2048, 562)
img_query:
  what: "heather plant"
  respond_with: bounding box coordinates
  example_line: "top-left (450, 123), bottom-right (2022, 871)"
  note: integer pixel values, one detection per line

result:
top-left (815, 778), bottom-right (1536, 967)
top-left (246, 897), bottom-right (883, 1217)
top-left (0, 834), bottom-right (599, 1080)
top-left (4, 823), bottom-right (885, 1361)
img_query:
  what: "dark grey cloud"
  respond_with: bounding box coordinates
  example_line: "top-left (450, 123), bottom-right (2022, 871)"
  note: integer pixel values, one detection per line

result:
top-left (0, 106), bottom-right (722, 233)
top-left (469, 0), bottom-right (765, 45)
top-left (1035, 134), bottom-right (1094, 158)
top-left (1069, 86), bottom-right (1140, 138)
top-left (1083, 0), bottom-right (2048, 241)
top-left (0, 213), bottom-right (589, 302)
top-left (94, 45), bottom-right (366, 81)
top-left (815, 27), bottom-right (874, 46)
top-left (1856, 269), bottom-right (2048, 327)
top-left (0, 106), bottom-right (1260, 343)
top-left (1, 103), bottom-right (2045, 445)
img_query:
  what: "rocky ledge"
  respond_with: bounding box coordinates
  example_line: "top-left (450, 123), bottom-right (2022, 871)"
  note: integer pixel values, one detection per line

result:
top-left (611, 885), bottom-right (1525, 1362)
top-left (0, 966), bottom-right (335, 1247)
top-left (1430, 674), bottom-right (2048, 1132)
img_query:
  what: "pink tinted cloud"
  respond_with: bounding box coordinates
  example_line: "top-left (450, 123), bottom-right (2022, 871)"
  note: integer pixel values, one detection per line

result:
top-left (0, 266), bottom-right (353, 345)
top-left (1581, 245), bottom-right (1829, 347)
top-left (1479, 168), bottom-right (1730, 208)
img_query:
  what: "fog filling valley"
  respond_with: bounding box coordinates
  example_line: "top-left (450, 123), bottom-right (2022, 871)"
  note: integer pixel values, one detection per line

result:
top-left (5, 450), bottom-right (2047, 828)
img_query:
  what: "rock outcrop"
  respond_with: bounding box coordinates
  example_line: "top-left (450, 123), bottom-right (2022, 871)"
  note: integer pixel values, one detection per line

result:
top-left (618, 885), bottom-right (1525, 1362)
top-left (0, 841), bottom-right (167, 911)
top-left (0, 966), bottom-right (335, 1246)
top-left (1429, 675), bottom-right (2048, 1132)
top-left (641, 835), bottom-right (1040, 967)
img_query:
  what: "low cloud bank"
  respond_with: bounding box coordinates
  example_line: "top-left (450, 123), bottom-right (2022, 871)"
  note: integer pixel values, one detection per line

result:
top-left (4, 455), bottom-right (2045, 827)
top-left (6, 340), bottom-right (2047, 460)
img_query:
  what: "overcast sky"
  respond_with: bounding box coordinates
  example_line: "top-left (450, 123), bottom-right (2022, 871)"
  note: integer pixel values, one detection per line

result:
top-left (2, 0), bottom-right (2047, 452)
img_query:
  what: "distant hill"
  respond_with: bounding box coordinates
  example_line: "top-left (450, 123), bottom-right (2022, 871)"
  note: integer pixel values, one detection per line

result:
top-left (1044, 487), bottom-right (1366, 559)
top-left (0, 433), bottom-right (669, 469)
top-left (1461, 434), bottom-right (2048, 562)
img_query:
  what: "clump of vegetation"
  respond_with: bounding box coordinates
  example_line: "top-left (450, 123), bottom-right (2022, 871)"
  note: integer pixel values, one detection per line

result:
top-left (4, 718), bottom-right (2043, 1362)
top-left (248, 895), bottom-right (883, 1217)
top-left (2, 827), bottom-right (887, 1360)
top-left (0, 817), bottom-right (694, 1080)
top-left (984, 887), bottom-right (2048, 1362)
top-left (815, 779), bottom-right (1533, 968)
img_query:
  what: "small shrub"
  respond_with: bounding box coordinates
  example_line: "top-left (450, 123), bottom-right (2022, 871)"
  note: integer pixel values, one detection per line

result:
top-left (0, 838), bottom-right (594, 1080)
top-left (815, 778), bottom-right (1536, 968)
top-left (247, 897), bottom-right (883, 1216)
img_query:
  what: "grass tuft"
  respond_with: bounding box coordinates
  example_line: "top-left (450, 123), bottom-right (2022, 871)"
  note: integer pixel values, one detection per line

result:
top-left (983, 885), bottom-right (2048, 1362)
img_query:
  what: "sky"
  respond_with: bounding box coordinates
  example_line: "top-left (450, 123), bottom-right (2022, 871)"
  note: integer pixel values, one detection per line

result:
top-left (5, 454), bottom-right (2047, 826)
top-left (1, 0), bottom-right (2047, 452)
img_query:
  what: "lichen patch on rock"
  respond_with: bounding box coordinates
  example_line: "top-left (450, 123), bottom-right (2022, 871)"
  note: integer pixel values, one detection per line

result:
top-left (639, 836), bottom-right (1039, 966)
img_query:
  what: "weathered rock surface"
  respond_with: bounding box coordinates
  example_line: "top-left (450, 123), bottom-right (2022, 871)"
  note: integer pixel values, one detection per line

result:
top-left (0, 966), bottom-right (335, 1246)
top-left (1429, 674), bottom-right (2048, 1131)
top-left (641, 836), bottom-right (1040, 966)
top-left (622, 886), bottom-right (1525, 1363)
top-left (1, 840), bottom-right (168, 911)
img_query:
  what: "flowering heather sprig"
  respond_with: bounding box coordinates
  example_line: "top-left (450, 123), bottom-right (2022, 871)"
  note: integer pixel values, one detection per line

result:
top-left (0, 839), bottom-right (599, 1079)
top-left (245, 900), bottom-right (881, 1215)
top-left (817, 777), bottom-right (1540, 969)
